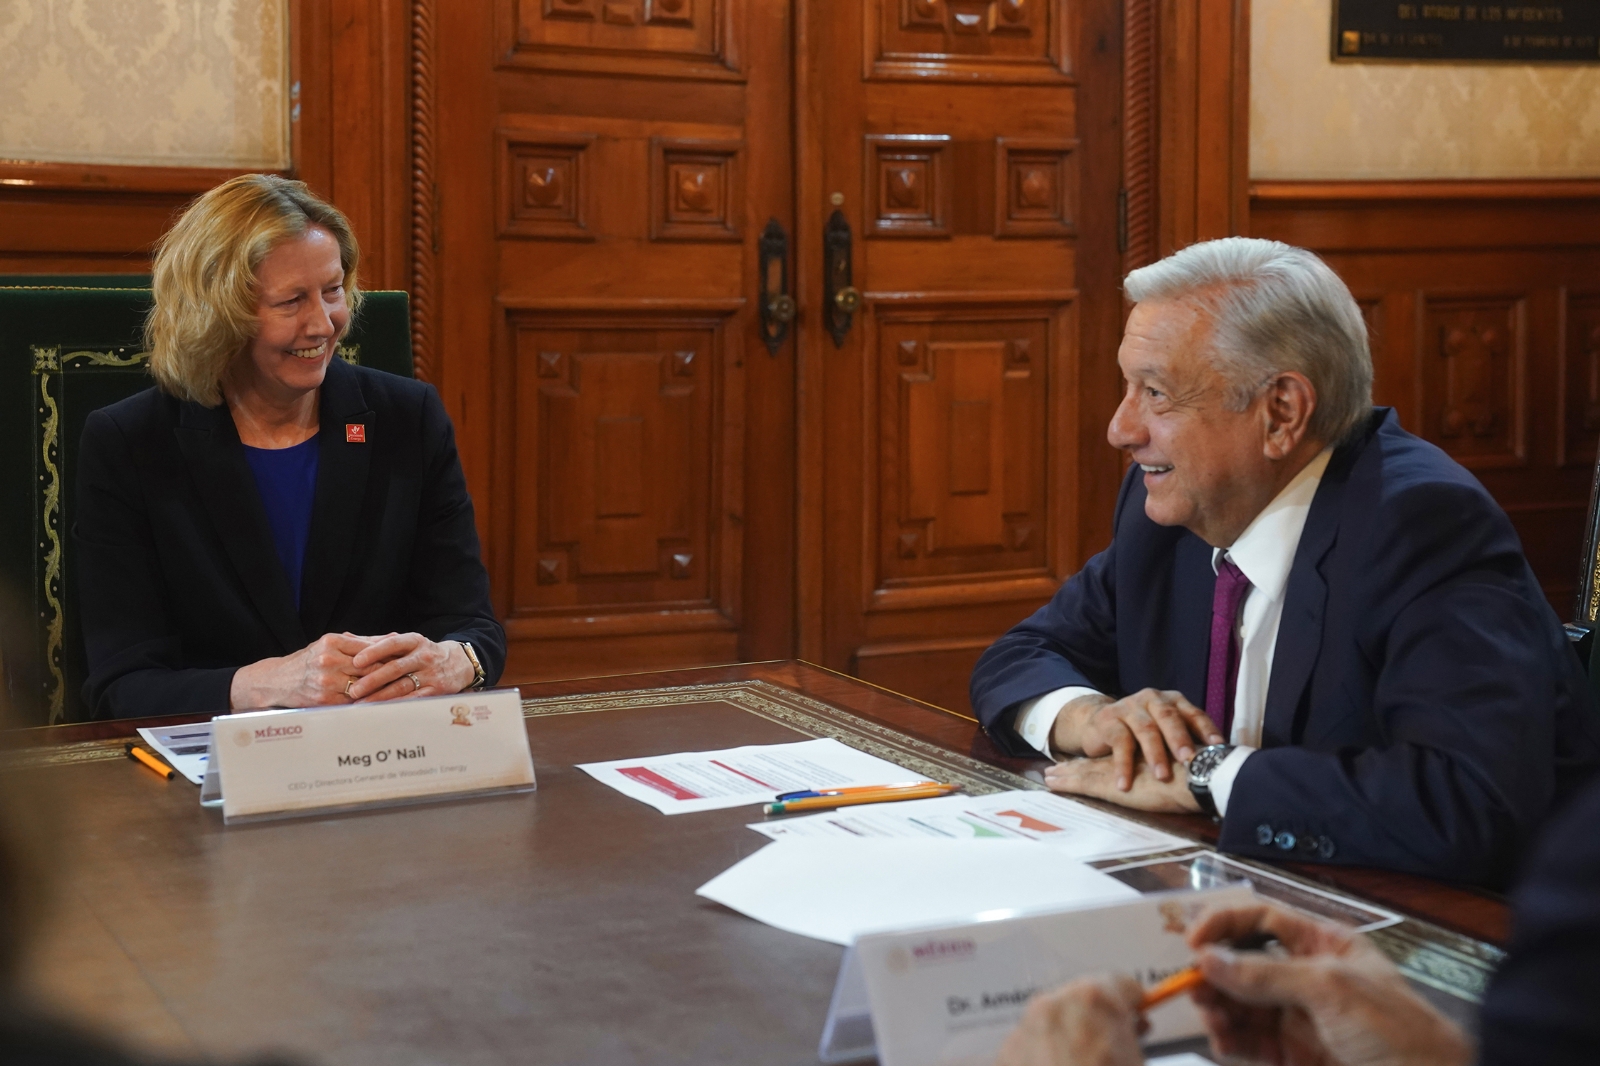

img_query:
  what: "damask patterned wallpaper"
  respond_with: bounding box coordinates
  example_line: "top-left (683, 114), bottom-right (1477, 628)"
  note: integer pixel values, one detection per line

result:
top-left (1252, 0), bottom-right (1600, 180)
top-left (0, 0), bottom-right (289, 169)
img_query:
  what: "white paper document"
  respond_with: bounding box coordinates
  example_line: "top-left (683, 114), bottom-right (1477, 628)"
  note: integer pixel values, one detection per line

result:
top-left (137, 722), bottom-right (214, 785)
top-left (696, 838), bottom-right (1140, 945)
top-left (749, 788), bottom-right (1185, 862)
top-left (577, 737), bottom-right (920, 815)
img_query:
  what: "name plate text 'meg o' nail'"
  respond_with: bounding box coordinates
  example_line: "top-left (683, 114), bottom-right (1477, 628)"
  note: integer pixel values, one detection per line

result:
top-left (213, 689), bottom-right (536, 823)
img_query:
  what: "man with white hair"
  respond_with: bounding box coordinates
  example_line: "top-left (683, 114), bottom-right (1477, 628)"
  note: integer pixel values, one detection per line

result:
top-left (969, 237), bottom-right (1600, 886)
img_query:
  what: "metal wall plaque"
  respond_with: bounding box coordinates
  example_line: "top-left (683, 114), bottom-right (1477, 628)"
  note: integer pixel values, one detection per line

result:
top-left (1333, 3), bottom-right (1600, 62)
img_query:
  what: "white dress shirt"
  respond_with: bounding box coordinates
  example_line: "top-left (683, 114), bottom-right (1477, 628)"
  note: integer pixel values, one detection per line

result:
top-left (1014, 448), bottom-right (1334, 816)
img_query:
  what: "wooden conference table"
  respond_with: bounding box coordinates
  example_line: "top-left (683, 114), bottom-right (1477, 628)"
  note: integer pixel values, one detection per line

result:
top-left (6, 661), bottom-right (1507, 1065)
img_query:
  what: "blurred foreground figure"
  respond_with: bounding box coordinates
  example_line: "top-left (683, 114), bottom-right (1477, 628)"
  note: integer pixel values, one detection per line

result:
top-left (995, 775), bottom-right (1600, 1065)
top-left (1, 583), bottom-right (302, 1065)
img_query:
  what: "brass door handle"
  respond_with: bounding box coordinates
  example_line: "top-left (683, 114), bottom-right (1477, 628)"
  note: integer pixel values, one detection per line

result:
top-left (767, 293), bottom-right (797, 323)
top-left (823, 210), bottom-right (856, 347)
top-left (758, 218), bottom-right (793, 355)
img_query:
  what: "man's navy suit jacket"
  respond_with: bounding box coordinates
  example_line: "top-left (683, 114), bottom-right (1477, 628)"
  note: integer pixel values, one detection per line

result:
top-left (76, 357), bottom-right (505, 719)
top-left (970, 408), bottom-right (1600, 886)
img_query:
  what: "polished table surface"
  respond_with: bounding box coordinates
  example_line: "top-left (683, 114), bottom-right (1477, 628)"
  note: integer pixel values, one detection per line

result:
top-left (5, 661), bottom-right (1508, 1064)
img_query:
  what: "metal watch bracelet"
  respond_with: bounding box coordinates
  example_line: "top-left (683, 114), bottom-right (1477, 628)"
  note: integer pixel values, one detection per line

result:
top-left (458, 640), bottom-right (487, 690)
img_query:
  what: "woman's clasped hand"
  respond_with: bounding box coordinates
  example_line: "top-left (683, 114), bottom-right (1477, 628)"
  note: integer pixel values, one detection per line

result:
top-left (228, 632), bottom-right (477, 710)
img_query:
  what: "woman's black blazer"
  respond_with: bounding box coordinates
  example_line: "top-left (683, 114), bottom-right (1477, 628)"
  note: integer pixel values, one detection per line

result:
top-left (75, 357), bottom-right (505, 719)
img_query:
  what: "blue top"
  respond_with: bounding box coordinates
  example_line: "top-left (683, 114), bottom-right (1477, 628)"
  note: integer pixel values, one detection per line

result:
top-left (242, 435), bottom-right (320, 610)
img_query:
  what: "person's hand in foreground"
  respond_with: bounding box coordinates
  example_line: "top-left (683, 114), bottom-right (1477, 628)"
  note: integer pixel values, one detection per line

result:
top-left (994, 975), bottom-right (1146, 1066)
top-left (1187, 904), bottom-right (1473, 1066)
top-left (1051, 689), bottom-right (1223, 790)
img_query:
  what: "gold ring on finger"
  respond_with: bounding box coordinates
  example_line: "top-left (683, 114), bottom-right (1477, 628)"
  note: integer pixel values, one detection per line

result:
top-left (408, 672), bottom-right (422, 692)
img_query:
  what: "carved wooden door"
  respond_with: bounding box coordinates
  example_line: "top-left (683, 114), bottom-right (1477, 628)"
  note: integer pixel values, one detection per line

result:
top-left (432, 1), bottom-right (797, 682)
top-left (435, 0), bottom-right (1118, 707)
top-left (799, 0), bottom-right (1124, 712)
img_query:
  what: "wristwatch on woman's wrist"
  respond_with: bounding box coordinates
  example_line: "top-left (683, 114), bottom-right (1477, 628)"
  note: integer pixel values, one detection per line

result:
top-left (1186, 743), bottom-right (1235, 820)
top-left (457, 641), bottom-right (487, 690)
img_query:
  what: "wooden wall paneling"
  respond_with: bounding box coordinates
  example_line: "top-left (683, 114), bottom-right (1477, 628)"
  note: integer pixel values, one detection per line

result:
top-left (1073, 0), bottom-right (1127, 580)
top-left (307, 0), bottom-right (414, 289)
top-left (1122, 0), bottom-right (1158, 272)
top-left (794, 0), bottom-right (827, 665)
top-left (1145, 0), bottom-right (1249, 257)
top-left (1418, 293), bottom-right (1528, 470)
top-left (435, 2), bottom-right (499, 555)
top-left (736, 0), bottom-right (798, 663)
top-left (410, 0), bottom-right (441, 383)
top-left (1252, 185), bottom-right (1600, 611)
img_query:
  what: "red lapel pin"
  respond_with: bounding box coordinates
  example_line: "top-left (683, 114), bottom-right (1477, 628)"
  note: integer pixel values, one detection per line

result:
top-left (346, 423), bottom-right (366, 443)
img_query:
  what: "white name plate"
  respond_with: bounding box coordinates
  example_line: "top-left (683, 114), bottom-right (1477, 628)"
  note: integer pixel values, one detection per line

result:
top-left (826, 884), bottom-right (1255, 1066)
top-left (212, 689), bottom-right (536, 823)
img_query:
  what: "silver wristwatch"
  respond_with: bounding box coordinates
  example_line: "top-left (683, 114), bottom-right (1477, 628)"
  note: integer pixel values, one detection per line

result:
top-left (1187, 743), bottom-right (1234, 820)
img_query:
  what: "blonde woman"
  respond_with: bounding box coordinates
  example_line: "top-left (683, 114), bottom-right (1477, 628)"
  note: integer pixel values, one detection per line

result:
top-left (75, 174), bottom-right (501, 719)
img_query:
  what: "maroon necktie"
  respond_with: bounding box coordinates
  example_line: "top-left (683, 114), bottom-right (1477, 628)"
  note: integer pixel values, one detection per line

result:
top-left (1205, 556), bottom-right (1251, 738)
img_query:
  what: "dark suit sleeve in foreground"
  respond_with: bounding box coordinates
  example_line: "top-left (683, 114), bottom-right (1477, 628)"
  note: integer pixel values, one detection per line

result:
top-left (1219, 479), bottom-right (1591, 885)
top-left (405, 385), bottom-right (506, 686)
top-left (1476, 778), bottom-right (1600, 1065)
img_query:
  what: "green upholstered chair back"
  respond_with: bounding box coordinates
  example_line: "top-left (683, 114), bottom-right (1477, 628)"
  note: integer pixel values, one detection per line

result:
top-left (0, 283), bottom-right (413, 725)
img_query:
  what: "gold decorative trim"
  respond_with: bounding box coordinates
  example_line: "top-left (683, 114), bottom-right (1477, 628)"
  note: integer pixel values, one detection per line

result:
top-left (31, 347), bottom-right (151, 723)
top-left (1368, 920), bottom-right (1503, 1002)
top-left (34, 349), bottom-right (65, 723)
top-left (1587, 549), bottom-right (1600, 623)
top-left (523, 681), bottom-right (1032, 796)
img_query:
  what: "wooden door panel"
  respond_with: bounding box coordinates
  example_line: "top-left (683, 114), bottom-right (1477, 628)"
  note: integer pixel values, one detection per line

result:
top-left (866, 0), bottom-right (1071, 82)
top-left (497, 0), bottom-right (743, 80)
top-left (449, 0), bottom-right (789, 682)
top-left (513, 322), bottom-right (722, 598)
top-left (868, 240), bottom-right (1075, 290)
top-left (995, 137), bottom-right (1077, 237)
top-left (505, 308), bottom-right (742, 635)
top-left (879, 310), bottom-right (1050, 582)
top-left (808, 0), bottom-right (1119, 713)
top-left (498, 130), bottom-right (596, 240)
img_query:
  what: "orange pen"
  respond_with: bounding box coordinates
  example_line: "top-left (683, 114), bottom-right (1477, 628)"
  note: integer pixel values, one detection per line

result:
top-left (1141, 932), bottom-right (1279, 1011)
top-left (764, 783), bottom-right (958, 815)
top-left (125, 744), bottom-right (175, 781)
top-left (1140, 967), bottom-right (1206, 1010)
